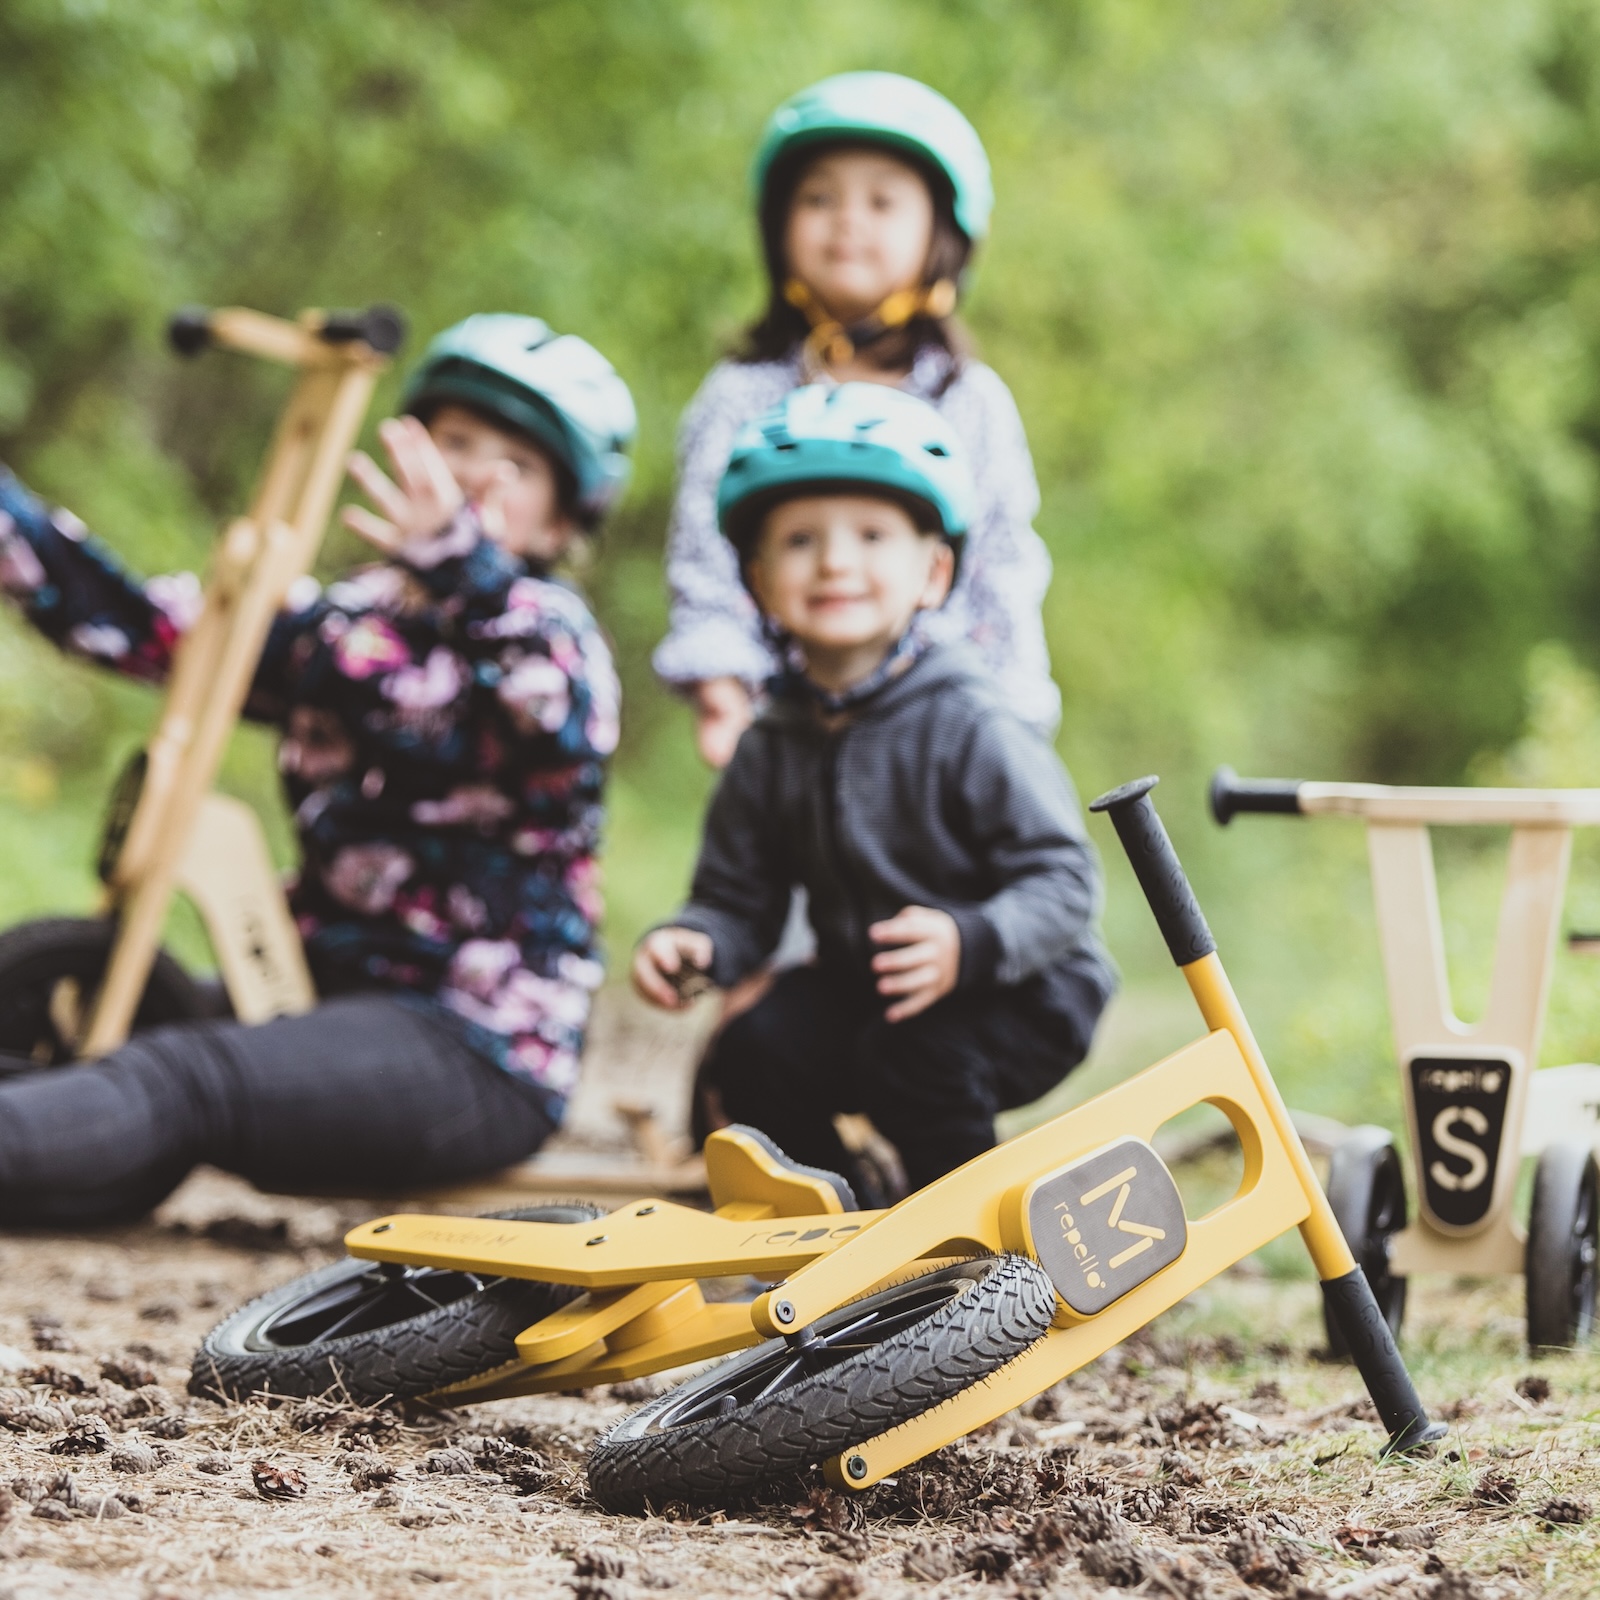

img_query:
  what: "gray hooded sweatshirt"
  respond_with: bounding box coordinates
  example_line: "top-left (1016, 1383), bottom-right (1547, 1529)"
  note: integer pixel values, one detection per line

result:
top-left (672, 644), bottom-right (1117, 1033)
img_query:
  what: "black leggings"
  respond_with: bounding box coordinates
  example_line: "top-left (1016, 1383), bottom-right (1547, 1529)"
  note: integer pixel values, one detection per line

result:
top-left (0, 995), bottom-right (555, 1227)
top-left (701, 965), bottom-right (1101, 1194)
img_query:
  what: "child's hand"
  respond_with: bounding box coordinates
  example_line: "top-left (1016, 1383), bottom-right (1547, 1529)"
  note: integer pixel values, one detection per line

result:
top-left (870, 906), bottom-right (960, 1022)
top-left (633, 927), bottom-right (716, 1010)
top-left (693, 677), bottom-right (753, 769)
top-left (343, 416), bottom-right (480, 556)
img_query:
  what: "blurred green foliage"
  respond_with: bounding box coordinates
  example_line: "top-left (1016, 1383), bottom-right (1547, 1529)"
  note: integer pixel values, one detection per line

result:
top-left (8, 0), bottom-right (1600, 1124)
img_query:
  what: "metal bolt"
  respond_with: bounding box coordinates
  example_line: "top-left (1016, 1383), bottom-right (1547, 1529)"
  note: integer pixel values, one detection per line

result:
top-left (586, 1235), bottom-right (608, 1246)
top-left (772, 1299), bottom-right (796, 1325)
top-left (845, 1454), bottom-right (868, 1481)
top-left (372, 1223), bottom-right (393, 1233)
top-left (636, 1205), bottom-right (656, 1216)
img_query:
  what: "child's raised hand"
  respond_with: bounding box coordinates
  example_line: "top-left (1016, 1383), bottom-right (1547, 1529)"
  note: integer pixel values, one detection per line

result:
top-left (633, 927), bottom-right (716, 1010)
top-left (869, 905), bottom-right (959, 1022)
top-left (342, 416), bottom-right (468, 556)
top-left (693, 677), bottom-right (754, 769)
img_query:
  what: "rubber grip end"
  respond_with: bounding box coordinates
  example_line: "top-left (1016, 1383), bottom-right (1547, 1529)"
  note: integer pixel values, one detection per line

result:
top-left (168, 308), bottom-right (212, 358)
top-left (1320, 1269), bottom-right (1443, 1455)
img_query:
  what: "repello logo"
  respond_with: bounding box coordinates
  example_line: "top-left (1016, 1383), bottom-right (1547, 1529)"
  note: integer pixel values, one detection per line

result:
top-left (1027, 1139), bottom-right (1188, 1317)
top-left (1419, 1064), bottom-right (1504, 1096)
top-left (1054, 1165), bottom-right (1172, 1292)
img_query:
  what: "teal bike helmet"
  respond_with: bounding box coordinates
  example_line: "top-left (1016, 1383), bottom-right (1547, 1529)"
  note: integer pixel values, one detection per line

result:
top-left (717, 383), bottom-right (974, 571)
top-left (752, 72), bottom-right (993, 243)
top-left (400, 315), bottom-right (636, 526)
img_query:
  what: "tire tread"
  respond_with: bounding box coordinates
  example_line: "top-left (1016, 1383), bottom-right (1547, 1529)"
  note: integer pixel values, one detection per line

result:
top-left (190, 1204), bottom-right (601, 1404)
top-left (587, 1254), bottom-right (1055, 1512)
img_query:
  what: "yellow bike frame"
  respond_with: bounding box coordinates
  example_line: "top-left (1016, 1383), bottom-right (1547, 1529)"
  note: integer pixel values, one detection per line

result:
top-left (344, 777), bottom-right (1444, 1489)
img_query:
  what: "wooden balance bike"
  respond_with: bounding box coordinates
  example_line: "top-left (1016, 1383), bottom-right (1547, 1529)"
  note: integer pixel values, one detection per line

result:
top-left (1211, 769), bottom-right (1600, 1354)
top-left (0, 307), bottom-right (703, 1200)
top-left (193, 777), bottom-right (1445, 1512)
top-left (0, 304), bottom-right (404, 1064)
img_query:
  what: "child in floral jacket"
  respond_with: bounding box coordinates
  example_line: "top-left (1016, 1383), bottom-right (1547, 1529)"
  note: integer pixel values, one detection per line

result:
top-left (0, 314), bottom-right (634, 1223)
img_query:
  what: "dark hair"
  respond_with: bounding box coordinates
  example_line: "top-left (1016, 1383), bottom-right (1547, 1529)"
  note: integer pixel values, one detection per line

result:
top-left (736, 141), bottom-right (973, 375)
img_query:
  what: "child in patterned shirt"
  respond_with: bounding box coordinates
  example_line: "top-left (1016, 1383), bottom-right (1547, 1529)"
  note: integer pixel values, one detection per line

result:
top-left (0, 314), bottom-right (633, 1223)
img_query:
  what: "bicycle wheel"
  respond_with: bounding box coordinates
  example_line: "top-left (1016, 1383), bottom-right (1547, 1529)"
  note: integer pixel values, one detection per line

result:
top-left (1525, 1142), bottom-right (1599, 1353)
top-left (0, 917), bottom-right (206, 1067)
top-left (1321, 1125), bottom-right (1408, 1359)
top-left (587, 1255), bottom-right (1055, 1513)
top-left (191, 1204), bottom-right (602, 1404)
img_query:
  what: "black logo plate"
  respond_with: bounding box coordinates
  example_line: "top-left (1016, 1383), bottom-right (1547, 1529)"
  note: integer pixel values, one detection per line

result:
top-left (1027, 1138), bottom-right (1188, 1316)
top-left (1409, 1055), bottom-right (1512, 1229)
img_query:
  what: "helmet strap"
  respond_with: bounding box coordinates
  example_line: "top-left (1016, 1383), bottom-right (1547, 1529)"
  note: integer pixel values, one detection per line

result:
top-left (783, 277), bottom-right (957, 378)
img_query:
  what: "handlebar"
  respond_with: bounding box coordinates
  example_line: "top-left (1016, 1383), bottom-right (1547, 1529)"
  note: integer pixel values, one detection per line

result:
top-left (168, 304), bottom-right (407, 362)
top-left (1089, 776), bottom-right (1216, 967)
top-left (1208, 765), bottom-right (1304, 826)
top-left (316, 305), bottom-right (406, 353)
top-left (167, 308), bottom-right (214, 358)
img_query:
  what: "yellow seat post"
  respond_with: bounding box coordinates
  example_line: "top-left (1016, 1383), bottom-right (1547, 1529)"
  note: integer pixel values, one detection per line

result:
top-left (1089, 777), bottom-right (1445, 1453)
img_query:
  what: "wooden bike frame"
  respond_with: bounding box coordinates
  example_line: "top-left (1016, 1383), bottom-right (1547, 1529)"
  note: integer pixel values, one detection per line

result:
top-left (1212, 773), bottom-right (1600, 1277)
top-left (82, 307), bottom-right (398, 1056)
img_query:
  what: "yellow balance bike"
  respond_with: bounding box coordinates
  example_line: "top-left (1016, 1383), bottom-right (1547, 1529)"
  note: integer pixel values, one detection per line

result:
top-left (0, 304), bottom-right (403, 1063)
top-left (1211, 769), bottom-right (1600, 1354)
top-left (193, 777), bottom-right (1446, 1512)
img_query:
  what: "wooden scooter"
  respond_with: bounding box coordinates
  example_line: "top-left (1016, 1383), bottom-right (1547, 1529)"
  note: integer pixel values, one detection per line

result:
top-left (1211, 770), bottom-right (1600, 1352)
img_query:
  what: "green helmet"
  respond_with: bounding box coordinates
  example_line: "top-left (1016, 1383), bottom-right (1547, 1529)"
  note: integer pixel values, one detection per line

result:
top-left (717, 382), bottom-right (973, 568)
top-left (400, 314), bottom-right (636, 525)
top-left (752, 72), bottom-right (993, 242)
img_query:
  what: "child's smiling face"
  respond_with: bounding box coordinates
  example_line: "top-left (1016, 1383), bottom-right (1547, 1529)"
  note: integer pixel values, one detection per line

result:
top-left (747, 492), bottom-right (953, 690)
top-left (784, 148), bottom-right (935, 324)
top-left (425, 404), bottom-right (575, 565)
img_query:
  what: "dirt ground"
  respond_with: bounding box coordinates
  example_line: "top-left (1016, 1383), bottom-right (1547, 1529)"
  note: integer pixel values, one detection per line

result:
top-left (0, 995), bottom-right (1594, 1599)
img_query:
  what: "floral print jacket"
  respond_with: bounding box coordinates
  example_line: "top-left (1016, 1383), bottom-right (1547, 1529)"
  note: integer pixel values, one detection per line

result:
top-left (0, 468), bottom-right (619, 1121)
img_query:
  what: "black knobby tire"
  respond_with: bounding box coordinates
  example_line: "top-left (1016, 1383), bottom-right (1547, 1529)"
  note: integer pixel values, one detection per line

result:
top-left (587, 1255), bottom-right (1056, 1513)
top-left (190, 1203), bottom-right (602, 1404)
top-left (1321, 1126), bottom-right (1408, 1360)
top-left (1525, 1141), bottom-right (1599, 1353)
top-left (0, 917), bottom-right (205, 1068)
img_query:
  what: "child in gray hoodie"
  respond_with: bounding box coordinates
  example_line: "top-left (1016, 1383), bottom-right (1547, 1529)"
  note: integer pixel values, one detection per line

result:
top-left (634, 383), bottom-right (1115, 1195)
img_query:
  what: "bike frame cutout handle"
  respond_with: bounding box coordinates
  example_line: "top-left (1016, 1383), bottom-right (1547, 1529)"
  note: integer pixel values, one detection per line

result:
top-left (1208, 766), bottom-right (1305, 826)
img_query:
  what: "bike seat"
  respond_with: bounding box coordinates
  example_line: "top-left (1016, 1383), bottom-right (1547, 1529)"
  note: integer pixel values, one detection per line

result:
top-left (705, 1125), bottom-right (859, 1216)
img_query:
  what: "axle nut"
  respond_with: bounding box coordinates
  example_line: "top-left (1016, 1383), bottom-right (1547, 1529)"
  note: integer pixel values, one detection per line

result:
top-left (845, 1454), bottom-right (868, 1481)
top-left (772, 1299), bottom-right (796, 1325)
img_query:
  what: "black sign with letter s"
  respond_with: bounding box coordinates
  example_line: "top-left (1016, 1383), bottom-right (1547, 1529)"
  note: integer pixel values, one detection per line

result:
top-left (1409, 1055), bottom-right (1512, 1229)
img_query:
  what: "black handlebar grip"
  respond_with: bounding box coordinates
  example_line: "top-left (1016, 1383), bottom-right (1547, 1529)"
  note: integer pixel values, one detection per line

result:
top-left (168, 307), bottom-right (213, 358)
top-left (1089, 776), bottom-right (1217, 967)
top-left (317, 304), bottom-right (406, 355)
top-left (1209, 765), bottom-right (1304, 826)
